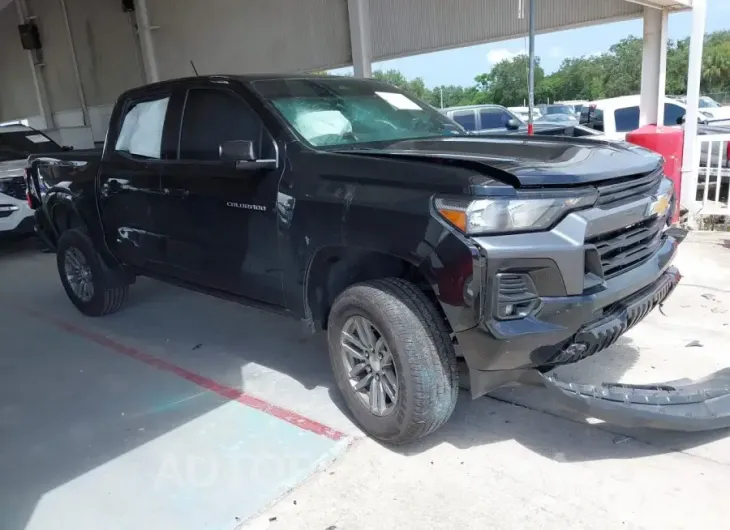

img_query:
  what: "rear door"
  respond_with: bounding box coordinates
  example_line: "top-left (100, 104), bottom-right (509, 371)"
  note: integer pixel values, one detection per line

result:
top-left (99, 90), bottom-right (174, 267)
top-left (156, 84), bottom-right (285, 306)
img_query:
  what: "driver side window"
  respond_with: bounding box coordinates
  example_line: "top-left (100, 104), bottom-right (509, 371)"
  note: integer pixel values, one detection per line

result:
top-left (178, 88), bottom-right (274, 161)
top-left (479, 108), bottom-right (512, 129)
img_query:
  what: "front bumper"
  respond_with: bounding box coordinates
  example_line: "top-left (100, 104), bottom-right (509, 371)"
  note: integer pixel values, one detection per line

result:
top-left (455, 232), bottom-right (682, 373)
top-left (0, 194), bottom-right (34, 235)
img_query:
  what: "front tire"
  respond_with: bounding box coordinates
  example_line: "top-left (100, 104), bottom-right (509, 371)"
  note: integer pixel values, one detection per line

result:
top-left (327, 278), bottom-right (459, 444)
top-left (56, 229), bottom-right (129, 317)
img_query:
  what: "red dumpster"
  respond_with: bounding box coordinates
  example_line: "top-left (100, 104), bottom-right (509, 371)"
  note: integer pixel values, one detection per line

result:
top-left (626, 125), bottom-right (683, 223)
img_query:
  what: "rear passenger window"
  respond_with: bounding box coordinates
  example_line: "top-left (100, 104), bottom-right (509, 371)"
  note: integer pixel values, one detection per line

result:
top-left (115, 96), bottom-right (170, 159)
top-left (615, 106), bottom-right (640, 133)
top-left (451, 110), bottom-right (477, 131)
top-left (179, 88), bottom-right (272, 161)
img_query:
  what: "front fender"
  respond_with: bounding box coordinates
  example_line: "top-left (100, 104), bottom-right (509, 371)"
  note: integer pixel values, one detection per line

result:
top-left (43, 189), bottom-right (124, 273)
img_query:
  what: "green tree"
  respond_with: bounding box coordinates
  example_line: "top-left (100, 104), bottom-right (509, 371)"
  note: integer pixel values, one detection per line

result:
top-left (325, 30), bottom-right (730, 108)
top-left (430, 85), bottom-right (485, 108)
top-left (474, 54), bottom-right (545, 106)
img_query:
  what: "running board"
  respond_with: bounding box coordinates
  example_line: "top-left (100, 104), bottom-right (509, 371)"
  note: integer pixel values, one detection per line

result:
top-left (540, 369), bottom-right (730, 431)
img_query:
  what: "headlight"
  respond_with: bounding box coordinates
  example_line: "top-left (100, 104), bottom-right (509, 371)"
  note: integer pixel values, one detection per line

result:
top-left (434, 192), bottom-right (596, 235)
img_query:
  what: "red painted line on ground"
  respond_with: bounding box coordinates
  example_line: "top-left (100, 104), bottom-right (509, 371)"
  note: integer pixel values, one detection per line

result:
top-left (24, 308), bottom-right (345, 441)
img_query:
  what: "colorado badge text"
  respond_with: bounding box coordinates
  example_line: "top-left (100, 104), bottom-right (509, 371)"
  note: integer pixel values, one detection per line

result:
top-left (226, 202), bottom-right (267, 211)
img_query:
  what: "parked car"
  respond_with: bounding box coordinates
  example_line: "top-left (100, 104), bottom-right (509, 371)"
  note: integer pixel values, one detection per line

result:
top-left (535, 113), bottom-right (579, 126)
top-left (27, 74), bottom-right (729, 444)
top-left (507, 106), bottom-right (542, 121)
top-left (443, 104), bottom-right (524, 132)
top-left (579, 95), bottom-right (730, 166)
top-left (556, 100), bottom-right (589, 117)
top-left (672, 95), bottom-right (730, 121)
top-left (0, 124), bottom-right (65, 239)
top-left (579, 95), bottom-right (730, 139)
top-left (537, 103), bottom-right (576, 117)
top-left (443, 103), bottom-right (597, 137)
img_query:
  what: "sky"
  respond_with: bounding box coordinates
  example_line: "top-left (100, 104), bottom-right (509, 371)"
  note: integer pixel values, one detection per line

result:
top-left (332, 2), bottom-right (730, 88)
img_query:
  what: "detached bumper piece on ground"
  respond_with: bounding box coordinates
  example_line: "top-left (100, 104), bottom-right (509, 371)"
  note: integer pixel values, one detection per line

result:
top-left (542, 370), bottom-right (730, 432)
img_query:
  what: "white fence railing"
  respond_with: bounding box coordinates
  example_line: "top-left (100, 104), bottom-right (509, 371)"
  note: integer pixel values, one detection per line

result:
top-left (686, 133), bottom-right (730, 219)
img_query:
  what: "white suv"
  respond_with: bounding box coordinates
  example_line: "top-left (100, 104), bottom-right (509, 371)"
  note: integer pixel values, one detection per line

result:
top-left (0, 125), bottom-right (61, 237)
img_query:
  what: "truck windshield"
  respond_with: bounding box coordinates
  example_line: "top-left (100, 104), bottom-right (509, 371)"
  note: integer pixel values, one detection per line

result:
top-left (252, 78), bottom-right (464, 147)
top-left (699, 97), bottom-right (721, 109)
top-left (0, 129), bottom-right (61, 162)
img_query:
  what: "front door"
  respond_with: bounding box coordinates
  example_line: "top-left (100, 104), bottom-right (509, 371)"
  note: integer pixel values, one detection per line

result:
top-left (99, 91), bottom-right (173, 268)
top-left (157, 86), bottom-right (285, 306)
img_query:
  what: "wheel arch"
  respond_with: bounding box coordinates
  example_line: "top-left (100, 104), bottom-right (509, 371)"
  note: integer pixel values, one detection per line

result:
top-left (45, 190), bottom-right (127, 274)
top-left (302, 245), bottom-right (448, 332)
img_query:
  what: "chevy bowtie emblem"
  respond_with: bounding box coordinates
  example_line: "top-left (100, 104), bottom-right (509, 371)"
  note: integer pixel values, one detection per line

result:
top-left (647, 192), bottom-right (671, 217)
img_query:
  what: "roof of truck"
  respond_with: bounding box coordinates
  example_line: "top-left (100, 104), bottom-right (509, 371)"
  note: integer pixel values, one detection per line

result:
top-left (119, 74), bottom-right (405, 99)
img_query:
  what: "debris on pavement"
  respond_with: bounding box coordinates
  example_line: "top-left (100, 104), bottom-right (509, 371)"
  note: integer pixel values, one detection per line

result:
top-left (686, 340), bottom-right (704, 347)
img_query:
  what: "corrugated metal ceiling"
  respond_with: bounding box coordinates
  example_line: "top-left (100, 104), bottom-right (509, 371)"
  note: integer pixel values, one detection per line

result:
top-left (369, 0), bottom-right (650, 62)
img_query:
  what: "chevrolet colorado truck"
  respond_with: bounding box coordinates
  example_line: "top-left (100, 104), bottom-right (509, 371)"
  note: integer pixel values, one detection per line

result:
top-left (26, 75), bottom-right (730, 444)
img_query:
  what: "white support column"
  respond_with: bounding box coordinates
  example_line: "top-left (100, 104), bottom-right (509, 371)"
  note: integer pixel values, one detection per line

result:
top-left (681, 0), bottom-right (706, 220)
top-left (348, 0), bottom-right (372, 77)
top-left (15, 0), bottom-right (54, 129)
top-left (134, 0), bottom-right (160, 83)
top-left (639, 7), bottom-right (668, 127)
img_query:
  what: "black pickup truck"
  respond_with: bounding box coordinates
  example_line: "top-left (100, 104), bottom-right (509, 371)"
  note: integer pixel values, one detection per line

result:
top-left (26, 75), bottom-right (730, 444)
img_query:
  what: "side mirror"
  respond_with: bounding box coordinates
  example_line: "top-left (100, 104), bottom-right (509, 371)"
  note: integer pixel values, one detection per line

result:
top-left (219, 140), bottom-right (256, 163)
top-left (219, 140), bottom-right (278, 170)
top-left (506, 118), bottom-right (521, 130)
top-left (677, 115), bottom-right (686, 125)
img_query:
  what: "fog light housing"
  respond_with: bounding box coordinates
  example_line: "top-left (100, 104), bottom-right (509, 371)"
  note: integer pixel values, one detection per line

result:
top-left (495, 273), bottom-right (539, 320)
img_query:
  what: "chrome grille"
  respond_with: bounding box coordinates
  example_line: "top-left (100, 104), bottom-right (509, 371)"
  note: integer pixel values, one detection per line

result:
top-left (595, 170), bottom-right (663, 207)
top-left (587, 216), bottom-right (666, 279)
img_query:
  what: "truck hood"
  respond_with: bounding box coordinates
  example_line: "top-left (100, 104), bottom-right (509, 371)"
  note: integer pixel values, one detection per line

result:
top-left (336, 136), bottom-right (662, 187)
top-left (0, 159), bottom-right (27, 180)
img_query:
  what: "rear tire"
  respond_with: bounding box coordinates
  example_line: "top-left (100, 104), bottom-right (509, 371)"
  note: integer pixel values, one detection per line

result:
top-left (56, 229), bottom-right (129, 317)
top-left (327, 278), bottom-right (459, 444)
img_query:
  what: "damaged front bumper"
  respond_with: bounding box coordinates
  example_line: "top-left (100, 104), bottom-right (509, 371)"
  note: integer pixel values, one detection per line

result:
top-left (541, 369), bottom-right (730, 432)
top-left (539, 263), bottom-right (730, 432)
